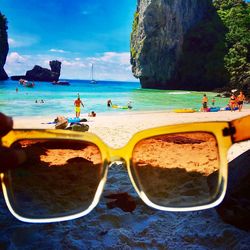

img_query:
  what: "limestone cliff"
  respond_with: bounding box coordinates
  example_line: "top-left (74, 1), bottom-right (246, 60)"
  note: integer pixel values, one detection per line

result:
top-left (130, 0), bottom-right (226, 90)
top-left (0, 12), bottom-right (9, 80)
top-left (11, 60), bottom-right (61, 82)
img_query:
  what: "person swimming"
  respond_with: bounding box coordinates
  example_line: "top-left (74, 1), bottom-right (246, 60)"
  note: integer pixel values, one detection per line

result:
top-left (107, 99), bottom-right (112, 107)
top-left (127, 101), bottom-right (132, 109)
top-left (88, 111), bottom-right (96, 117)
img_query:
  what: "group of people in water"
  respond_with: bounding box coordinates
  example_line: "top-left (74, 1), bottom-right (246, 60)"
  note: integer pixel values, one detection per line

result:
top-left (202, 91), bottom-right (246, 112)
top-left (107, 99), bottom-right (132, 109)
top-left (35, 99), bottom-right (45, 104)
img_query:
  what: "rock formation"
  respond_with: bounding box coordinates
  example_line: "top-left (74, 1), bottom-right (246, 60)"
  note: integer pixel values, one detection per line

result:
top-left (11, 60), bottom-right (61, 82)
top-left (0, 12), bottom-right (9, 80)
top-left (130, 0), bottom-right (227, 90)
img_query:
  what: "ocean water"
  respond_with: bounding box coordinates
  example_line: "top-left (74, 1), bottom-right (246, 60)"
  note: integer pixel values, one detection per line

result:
top-left (0, 79), bottom-right (233, 117)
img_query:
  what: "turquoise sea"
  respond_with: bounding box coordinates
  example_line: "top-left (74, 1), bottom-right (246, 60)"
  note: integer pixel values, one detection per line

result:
top-left (0, 79), bottom-right (236, 117)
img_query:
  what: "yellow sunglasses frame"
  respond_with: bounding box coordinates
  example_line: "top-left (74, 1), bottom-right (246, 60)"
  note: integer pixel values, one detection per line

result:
top-left (1, 115), bottom-right (250, 223)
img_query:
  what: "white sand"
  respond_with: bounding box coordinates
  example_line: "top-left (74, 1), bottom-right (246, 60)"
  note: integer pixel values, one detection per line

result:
top-left (1, 110), bottom-right (249, 249)
top-left (14, 109), bottom-right (250, 160)
top-left (14, 109), bottom-right (250, 144)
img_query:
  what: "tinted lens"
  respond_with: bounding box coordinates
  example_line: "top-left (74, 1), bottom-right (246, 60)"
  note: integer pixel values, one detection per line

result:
top-left (3, 139), bottom-right (103, 219)
top-left (132, 132), bottom-right (220, 208)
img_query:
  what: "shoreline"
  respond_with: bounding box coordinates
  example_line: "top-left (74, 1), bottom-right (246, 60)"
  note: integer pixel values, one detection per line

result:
top-left (13, 108), bottom-right (250, 127)
top-left (13, 109), bottom-right (250, 160)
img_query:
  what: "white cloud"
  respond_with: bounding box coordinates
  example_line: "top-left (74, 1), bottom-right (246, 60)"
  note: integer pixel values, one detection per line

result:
top-left (5, 51), bottom-right (137, 81)
top-left (49, 49), bottom-right (67, 53)
top-left (62, 59), bottom-right (87, 68)
top-left (5, 52), bottom-right (31, 75)
top-left (93, 52), bottom-right (130, 65)
top-left (8, 38), bottom-right (16, 46)
top-left (6, 52), bottom-right (27, 64)
top-left (8, 36), bottom-right (38, 48)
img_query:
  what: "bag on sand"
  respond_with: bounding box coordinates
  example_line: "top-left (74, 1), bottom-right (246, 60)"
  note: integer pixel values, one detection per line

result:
top-left (68, 123), bottom-right (89, 132)
top-left (55, 119), bottom-right (68, 129)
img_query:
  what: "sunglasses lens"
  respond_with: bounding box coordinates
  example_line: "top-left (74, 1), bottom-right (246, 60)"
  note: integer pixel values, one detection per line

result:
top-left (132, 132), bottom-right (220, 208)
top-left (3, 139), bottom-right (103, 220)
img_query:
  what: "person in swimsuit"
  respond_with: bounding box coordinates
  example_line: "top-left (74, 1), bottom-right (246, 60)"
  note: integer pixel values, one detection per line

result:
top-left (88, 111), bottom-right (96, 117)
top-left (74, 94), bottom-right (84, 118)
top-left (229, 93), bottom-right (237, 111)
top-left (212, 98), bottom-right (215, 106)
top-left (237, 91), bottom-right (245, 112)
top-left (202, 94), bottom-right (208, 112)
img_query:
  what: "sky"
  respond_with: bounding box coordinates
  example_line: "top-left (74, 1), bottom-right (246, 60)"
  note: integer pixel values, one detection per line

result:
top-left (1, 0), bottom-right (138, 81)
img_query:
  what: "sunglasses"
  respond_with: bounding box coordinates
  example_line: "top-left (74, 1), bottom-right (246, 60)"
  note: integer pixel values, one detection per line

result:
top-left (1, 115), bottom-right (249, 223)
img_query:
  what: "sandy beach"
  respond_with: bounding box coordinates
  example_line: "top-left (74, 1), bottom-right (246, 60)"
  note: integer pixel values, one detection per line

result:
top-left (14, 109), bottom-right (250, 160)
top-left (1, 109), bottom-right (249, 249)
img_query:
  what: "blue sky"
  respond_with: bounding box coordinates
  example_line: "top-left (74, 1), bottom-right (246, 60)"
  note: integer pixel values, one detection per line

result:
top-left (2, 0), bottom-right (249, 81)
top-left (1, 0), bottom-right (137, 81)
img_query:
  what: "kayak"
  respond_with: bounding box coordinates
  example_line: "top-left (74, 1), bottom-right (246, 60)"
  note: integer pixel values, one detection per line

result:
top-left (224, 106), bottom-right (239, 111)
top-left (208, 107), bottom-right (220, 112)
top-left (174, 109), bottom-right (196, 113)
top-left (112, 105), bottom-right (129, 109)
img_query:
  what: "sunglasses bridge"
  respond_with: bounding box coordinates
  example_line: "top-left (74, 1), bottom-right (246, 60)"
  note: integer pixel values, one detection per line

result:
top-left (105, 147), bottom-right (130, 170)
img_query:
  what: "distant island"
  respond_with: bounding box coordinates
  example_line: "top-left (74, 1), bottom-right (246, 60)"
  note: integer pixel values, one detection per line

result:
top-left (11, 60), bottom-right (61, 82)
top-left (0, 12), bottom-right (61, 82)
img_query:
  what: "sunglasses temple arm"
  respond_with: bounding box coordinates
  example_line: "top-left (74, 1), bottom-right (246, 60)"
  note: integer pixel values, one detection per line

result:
top-left (230, 115), bottom-right (250, 143)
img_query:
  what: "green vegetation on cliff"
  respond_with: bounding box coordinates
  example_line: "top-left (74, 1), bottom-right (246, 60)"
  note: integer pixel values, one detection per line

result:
top-left (0, 12), bottom-right (9, 80)
top-left (0, 12), bottom-right (8, 60)
top-left (176, 0), bottom-right (250, 90)
top-left (131, 11), bottom-right (139, 60)
top-left (214, 0), bottom-right (250, 90)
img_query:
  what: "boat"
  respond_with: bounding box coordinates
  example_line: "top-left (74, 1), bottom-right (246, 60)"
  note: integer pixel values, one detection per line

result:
top-left (208, 107), bottom-right (220, 112)
top-left (90, 63), bottom-right (97, 84)
top-left (52, 81), bottom-right (70, 85)
top-left (19, 79), bottom-right (27, 85)
top-left (20, 80), bottom-right (35, 88)
top-left (24, 82), bottom-right (35, 88)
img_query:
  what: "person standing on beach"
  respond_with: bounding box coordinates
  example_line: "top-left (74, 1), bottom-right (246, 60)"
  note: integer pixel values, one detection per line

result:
top-left (74, 94), bottom-right (84, 118)
top-left (202, 94), bottom-right (208, 112)
top-left (229, 93), bottom-right (237, 111)
top-left (237, 91), bottom-right (245, 112)
top-left (212, 98), bottom-right (215, 106)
